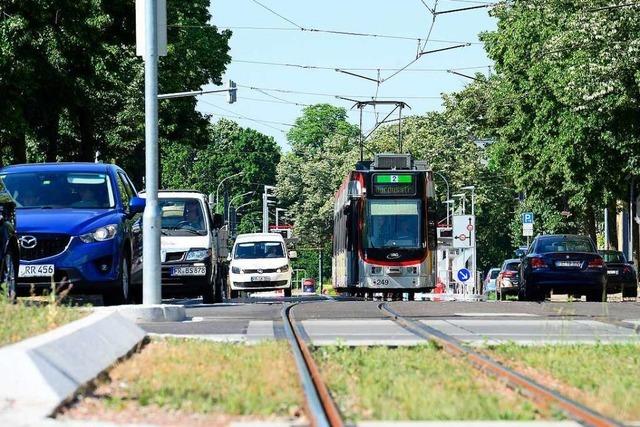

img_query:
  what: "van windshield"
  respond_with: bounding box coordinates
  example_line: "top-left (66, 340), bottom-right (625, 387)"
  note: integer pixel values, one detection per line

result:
top-left (159, 198), bottom-right (207, 236)
top-left (0, 172), bottom-right (115, 209)
top-left (234, 241), bottom-right (284, 259)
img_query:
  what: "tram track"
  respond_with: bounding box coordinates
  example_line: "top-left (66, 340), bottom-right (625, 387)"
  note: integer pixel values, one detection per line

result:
top-left (281, 303), bottom-right (344, 427)
top-left (379, 302), bottom-right (624, 427)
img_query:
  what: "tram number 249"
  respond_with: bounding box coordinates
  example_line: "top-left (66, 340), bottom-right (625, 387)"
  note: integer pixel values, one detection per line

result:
top-left (372, 278), bottom-right (390, 286)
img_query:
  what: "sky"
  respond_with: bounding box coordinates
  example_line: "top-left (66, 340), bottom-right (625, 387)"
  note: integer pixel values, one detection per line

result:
top-left (198, 0), bottom-right (497, 149)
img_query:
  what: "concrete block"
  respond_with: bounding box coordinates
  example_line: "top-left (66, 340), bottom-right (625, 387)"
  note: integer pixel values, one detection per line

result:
top-left (0, 310), bottom-right (145, 419)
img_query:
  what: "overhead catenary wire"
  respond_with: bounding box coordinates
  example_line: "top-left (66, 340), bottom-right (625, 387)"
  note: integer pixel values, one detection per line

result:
top-left (231, 59), bottom-right (490, 72)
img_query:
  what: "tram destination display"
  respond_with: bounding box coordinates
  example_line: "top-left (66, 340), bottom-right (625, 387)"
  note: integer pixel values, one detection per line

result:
top-left (373, 174), bottom-right (416, 196)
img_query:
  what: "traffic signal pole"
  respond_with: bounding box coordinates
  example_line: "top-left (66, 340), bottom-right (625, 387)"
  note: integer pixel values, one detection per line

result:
top-left (142, 0), bottom-right (161, 304)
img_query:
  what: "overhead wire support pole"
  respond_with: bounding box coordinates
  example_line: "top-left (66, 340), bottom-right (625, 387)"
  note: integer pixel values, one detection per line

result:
top-left (418, 43), bottom-right (470, 57)
top-left (448, 69), bottom-right (483, 81)
top-left (335, 68), bottom-right (381, 83)
top-left (435, 4), bottom-right (494, 15)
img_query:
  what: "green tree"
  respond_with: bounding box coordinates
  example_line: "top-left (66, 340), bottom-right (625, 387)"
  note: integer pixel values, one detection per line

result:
top-left (162, 118), bottom-right (281, 232)
top-left (276, 104), bottom-right (359, 246)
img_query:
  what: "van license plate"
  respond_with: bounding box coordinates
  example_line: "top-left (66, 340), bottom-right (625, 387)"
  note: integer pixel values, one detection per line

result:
top-left (251, 276), bottom-right (270, 282)
top-left (607, 270), bottom-right (619, 275)
top-left (19, 264), bottom-right (55, 278)
top-left (171, 266), bottom-right (206, 276)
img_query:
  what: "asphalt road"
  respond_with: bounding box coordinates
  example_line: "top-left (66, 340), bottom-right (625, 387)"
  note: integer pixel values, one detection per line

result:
top-left (140, 295), bottom-right (640, 346)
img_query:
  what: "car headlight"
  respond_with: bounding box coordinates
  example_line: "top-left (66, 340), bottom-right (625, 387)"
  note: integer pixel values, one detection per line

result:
top-left (276, 264), bottom-right (290, 273)
top-left (231, 266), bottom-right (242, 274)
top-left (185, 249), bottom-right (210, 261)
top-left (80, 224), bottom-right (118, 243)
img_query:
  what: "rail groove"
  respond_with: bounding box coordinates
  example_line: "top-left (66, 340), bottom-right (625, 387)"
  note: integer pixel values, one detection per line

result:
top-left (281, 303), bottom-right (344, 427)
top-left (379, 302), bottom-right (624, 427)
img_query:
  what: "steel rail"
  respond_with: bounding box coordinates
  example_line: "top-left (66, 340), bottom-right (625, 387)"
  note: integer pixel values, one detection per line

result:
top-left (281, 303), bottom-right (344, 427)
top-left (379, 303), bottom-right (624, 427)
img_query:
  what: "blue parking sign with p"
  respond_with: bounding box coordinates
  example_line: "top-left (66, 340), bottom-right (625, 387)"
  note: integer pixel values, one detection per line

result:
top-left (522, 212), bottom-right (534, 224)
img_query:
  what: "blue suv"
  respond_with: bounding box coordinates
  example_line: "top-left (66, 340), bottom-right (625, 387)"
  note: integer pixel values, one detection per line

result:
top-left (0, 163), bottom-right (145, 305)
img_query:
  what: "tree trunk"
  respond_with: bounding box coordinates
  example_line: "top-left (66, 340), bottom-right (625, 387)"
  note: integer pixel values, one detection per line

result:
top-left (44, 114), bottom-right (60, 162)
top-left (77, 107), bottom-right (96, 162)
top-left (606, 199), bottom-right (618, 250)
top-left (585, 204), bottom-right (597, 244)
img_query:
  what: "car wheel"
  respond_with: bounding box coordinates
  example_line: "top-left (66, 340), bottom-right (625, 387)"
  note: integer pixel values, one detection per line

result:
top-left (1, 248), bottom-right (17, 303)
top-left (104, 256), bottom-right (130, 306)
top-left (214, 273), bottom-right (224, 303)
top-left (586, 289), bottom-right (607, 302)
top-left (230, 289), bottom-right (239, 299)
top-left (284, 288), bottom-right (292, 298)
top-left (623, 285), bottom-right (638, 299)
top-left (202, 278), bottom-right (215, 304)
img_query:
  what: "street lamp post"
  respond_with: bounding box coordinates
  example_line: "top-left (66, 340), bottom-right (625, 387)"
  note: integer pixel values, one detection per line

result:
top-left (433, 172), bottom-right (451, 226)
top-left (227, 191), bottom-right (253, 225)
top-left (275, 208), bottom-right (287, 227)
top-left (215, 171), bottom-right (244, 213)
top-left (142, 0), bottom-right (161, 305)
top-left (461, 186), bottom-right (476, 292)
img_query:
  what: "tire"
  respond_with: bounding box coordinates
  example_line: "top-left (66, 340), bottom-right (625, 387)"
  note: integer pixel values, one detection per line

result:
top-left (230, 289), bottom-right (239, 299)
top-left (586, 289), bottom-right (607, 302)
top-left (214, 273), bottom-right (224, 303)
top-left (623, 285), bottom-right (638, 299)
top-left (103, 256), bottom-right (130, 306)
top-left (519, 282), bottom-right (544, 302)
top-left (202, 279), bottom-right (215, 304)
top-left (1, 248), bottom-right (17, 303)
top-left (284, 288), bottom-right (292, 297)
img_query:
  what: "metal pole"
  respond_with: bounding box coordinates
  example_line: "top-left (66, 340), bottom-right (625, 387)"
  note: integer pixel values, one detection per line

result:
top-left (604, 207), bottom-right (609, 251)
top-left (318, 248), bottom-right (323, 292)
top-left (262, 186), bottom-right (268, 233)
top-left (630, 179), bottom-right (635, 262)
top-left (398, 104), bottom-right (403, 153)
top-left (142, 0), bottom-right (161, 305)
top-left (276, 209), bottom-right (280, 228)
top-left (471, 189), bottom-right (476, 293)
top-left (359, 107), bottom-right (364, 161)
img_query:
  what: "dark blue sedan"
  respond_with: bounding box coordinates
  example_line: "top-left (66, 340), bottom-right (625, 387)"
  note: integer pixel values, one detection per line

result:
top-left (519, 234), bottom-right (607, 302)
top-left (0, 163), bottom-right (145, 305)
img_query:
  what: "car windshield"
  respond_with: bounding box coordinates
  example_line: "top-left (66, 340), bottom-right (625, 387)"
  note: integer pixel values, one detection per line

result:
top-left (600, 251), bottom-right (626, 263)
top-left (489, 270), bottom-right (500, 279)
top-left (504, 262), bottom-right (520, 271)
top-left (159, 198), bottom-right (207, 235)
top-left (536, 236), bottom-right (595, 253)
top-left (0, 171), bottom-right (114, 209)
top-left (234, 241), bottom-right (285, 259)
top-left (364, 199), bottom-right (422, 249)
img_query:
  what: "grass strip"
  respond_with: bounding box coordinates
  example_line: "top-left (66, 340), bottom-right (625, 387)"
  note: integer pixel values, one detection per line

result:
top-left (490, 343), bottom-right (640, 421)
top-left (314, 343), bottom-right (550, 421)
top-left (65, 339), bottom-right (303, 421)
top-left (0, 300), bottom-right (85, 346)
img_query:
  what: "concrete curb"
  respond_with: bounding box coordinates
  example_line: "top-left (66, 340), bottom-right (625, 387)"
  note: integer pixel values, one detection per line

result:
top-left (95, 304), bottom-right (187, 322)
top-left (0, 310), bottom-right (146, 421)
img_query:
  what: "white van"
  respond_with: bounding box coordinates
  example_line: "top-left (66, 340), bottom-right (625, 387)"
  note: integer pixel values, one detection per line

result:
top-left (228, 233), bottom-right (293, 298)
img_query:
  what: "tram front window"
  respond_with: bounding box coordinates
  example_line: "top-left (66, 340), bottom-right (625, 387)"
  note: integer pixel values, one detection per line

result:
top-left (365, 200), bottom-right (421, 249)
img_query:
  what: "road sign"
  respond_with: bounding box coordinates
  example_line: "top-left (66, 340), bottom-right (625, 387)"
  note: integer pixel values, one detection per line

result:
top-left (453, 215), bottom-right (474, 248)
top-left (136, 0), bottom-right (167, 58)
top-left (457, 268), bottom-right (471, 282)
top-left (523, 223), bottom-right (534, 237)
top-left (522, 212), bottom-right (534, 224)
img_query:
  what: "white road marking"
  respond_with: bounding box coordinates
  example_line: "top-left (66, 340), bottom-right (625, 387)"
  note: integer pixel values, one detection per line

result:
top-left (454, 312), bottom-right (539, 317)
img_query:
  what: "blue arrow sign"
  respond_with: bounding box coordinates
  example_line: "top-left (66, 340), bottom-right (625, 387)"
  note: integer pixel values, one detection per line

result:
top-left (457, 268), bottom-right (471, 282)
top-left (522, 212), bottom-right (534, 224)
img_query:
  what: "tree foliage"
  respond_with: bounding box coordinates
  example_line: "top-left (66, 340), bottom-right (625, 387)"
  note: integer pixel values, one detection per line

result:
top-left (0, 0), bottom-right (231, 187)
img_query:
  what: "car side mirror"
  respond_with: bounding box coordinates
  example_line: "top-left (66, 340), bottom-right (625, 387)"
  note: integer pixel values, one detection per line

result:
top-left (288, 250), bottom-right (297, 259)
top-left (226, 254), bottom-right (232, 262)
top-left (129, 197), bottom-right (145, 215)
top-left (629, 260), bottom-right (634, 265)
top-left (212, 213), bottom-right (224, 229)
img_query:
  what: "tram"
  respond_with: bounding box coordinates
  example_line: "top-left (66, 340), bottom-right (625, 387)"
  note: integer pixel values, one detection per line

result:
top-left (332, 153), bottom-right (438, 298)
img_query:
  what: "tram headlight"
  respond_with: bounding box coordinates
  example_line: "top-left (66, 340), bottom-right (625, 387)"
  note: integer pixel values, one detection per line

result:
top-left (406, 266), bottom-right (418, 275)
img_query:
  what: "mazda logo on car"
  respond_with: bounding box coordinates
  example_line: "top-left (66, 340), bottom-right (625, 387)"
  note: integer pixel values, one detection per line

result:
top-left (19, 235), bottom-right (37, 249)
top-left (386, 252), bottom-right (401, 260)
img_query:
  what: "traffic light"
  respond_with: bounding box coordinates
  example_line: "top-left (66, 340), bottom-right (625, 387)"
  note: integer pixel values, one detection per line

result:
top-left (227, 80), bottom-right (237, 104)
